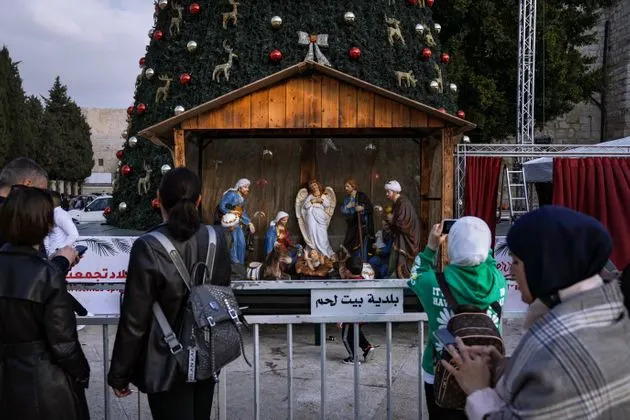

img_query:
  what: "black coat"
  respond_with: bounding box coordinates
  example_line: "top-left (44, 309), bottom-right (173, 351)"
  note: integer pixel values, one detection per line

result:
top-left (108, 224), bottom-right (232, 394)
top-left (0, 244), bottom-right (90, 420)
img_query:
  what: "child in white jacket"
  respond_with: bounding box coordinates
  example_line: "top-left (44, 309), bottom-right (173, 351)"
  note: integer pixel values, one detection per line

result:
top-left (44, 191), bottom-right (79, 254)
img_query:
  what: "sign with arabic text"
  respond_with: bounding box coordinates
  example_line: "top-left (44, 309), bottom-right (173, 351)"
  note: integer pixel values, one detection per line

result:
top-left (311, 288), bottom-right (403, 316)
top-left (66, 236), bottom-right (137, 283)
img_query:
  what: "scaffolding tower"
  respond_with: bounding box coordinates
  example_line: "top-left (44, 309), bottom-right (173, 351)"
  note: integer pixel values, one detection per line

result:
top-left (517, 0), bottom-right (537, 145)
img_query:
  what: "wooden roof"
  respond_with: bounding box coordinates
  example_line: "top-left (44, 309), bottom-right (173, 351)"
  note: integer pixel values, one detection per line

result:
top-left (139, 61), bottom-right (475, 147)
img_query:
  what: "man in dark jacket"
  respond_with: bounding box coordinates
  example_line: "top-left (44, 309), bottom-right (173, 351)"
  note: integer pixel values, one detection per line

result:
top-left (340, 179), bottom-right (374, 261)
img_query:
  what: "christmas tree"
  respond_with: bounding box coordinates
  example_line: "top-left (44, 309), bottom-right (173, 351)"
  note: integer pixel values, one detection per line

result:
top-left (111, 0), bottom-right (458, 229)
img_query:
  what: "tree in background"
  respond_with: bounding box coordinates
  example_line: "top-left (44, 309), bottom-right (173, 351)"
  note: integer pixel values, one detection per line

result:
top-left (0, 47), bottom-right (93, 182)
top-left (112, 0), bottom-right (460, 229)
top-left (42, 77), bottom-right (94, 182)
top-left (0, 46), bottom-right (37, 167)
top-left (432, 0), bottom-right (617, 142)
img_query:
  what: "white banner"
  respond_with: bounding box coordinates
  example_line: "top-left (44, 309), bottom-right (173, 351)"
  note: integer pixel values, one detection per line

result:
top-left (66, 235), bottom-right (527, 315)
top-left (494, 236), bottom-right (528, 313)
top-left (67, 236), bottom-right (137, 315)
top-left (311, 288), bottom-right (403, 316)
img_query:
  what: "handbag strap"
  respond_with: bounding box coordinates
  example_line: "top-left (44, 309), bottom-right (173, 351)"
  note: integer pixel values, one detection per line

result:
top-left (148, 226), bottom-right (218, 355)
top-left (436, 272), bottom-right (502, 318)
top-left (436, 272), bottom-right (460, 312)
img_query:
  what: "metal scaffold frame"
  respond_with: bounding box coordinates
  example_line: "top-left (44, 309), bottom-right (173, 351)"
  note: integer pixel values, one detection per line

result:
top-left (455, 143), bottom-right (630, 217)
top-left (518, 0), bottom-right (537, 145)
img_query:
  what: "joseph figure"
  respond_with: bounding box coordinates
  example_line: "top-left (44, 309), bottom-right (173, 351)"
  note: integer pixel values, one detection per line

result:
top-left (385, 180), bottom-right (421, 278)
top-left (340, 178), bottom-right (374, 260)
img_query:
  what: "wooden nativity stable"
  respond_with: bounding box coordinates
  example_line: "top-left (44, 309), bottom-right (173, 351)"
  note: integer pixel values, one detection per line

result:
top-left (139, 61), bottom-right (474, 257)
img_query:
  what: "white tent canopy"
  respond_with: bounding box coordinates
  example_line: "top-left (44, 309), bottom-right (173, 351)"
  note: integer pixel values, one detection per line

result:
top-left (522, 136), bottom-right (630, 183)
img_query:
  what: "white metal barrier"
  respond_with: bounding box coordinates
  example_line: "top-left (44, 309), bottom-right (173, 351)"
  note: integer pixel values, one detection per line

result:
top-left (73, 280), bottom-right (526, 419)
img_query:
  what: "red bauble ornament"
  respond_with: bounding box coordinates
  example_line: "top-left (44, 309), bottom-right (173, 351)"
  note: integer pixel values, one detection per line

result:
top-left (152, 198), bottom-right (161, 209)
top-left (137, 103), bottom-right (147, 114)
top-left (153, 30), bottom-right (164, 41)
top-left (104, 207), bottom-right (112, 216)
top-left (116, 150), bottom-right (124, 160)
top-left (127, 105), bottom-right (134, 115)
top-left (438, 107), bottom-right (447, 113)
top-left (440, 52), bottom-right (450, 64)
top-left (406, 0), bottom-right (418, 4)
top-left (179, 73), bottom-right (191, 85)
top-left (349, 47), bottom-right (361, 59)
top-left (427, 0), bottom-right (435, 6)
top-left (121, 165), bottom-right (132, 176)
top-left (456, 110), bottom-right (466, 119)
top-left (139, 57), bottom-right (146, 67)
top-left (269, 49), bottom-right (283, 62)
top-left (422, 48), bottom-right (432, 61)
top-left (189, 3), bottom-right (200, 14)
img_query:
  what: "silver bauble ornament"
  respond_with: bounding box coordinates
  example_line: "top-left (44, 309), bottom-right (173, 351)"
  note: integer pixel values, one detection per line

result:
top-left (158, 0), bottom-right (168, 10)
top-left (148, 28), bottom-right (155, 38)
top-left (270, 16), bottom-right (282, 29)
top-left (415, 24), bottom-right (425, 34)
top-left (144, 68), bottom-right (155, 79)
top-left (128, 136), bottom-right (138, 148)
top-left (161, 164), bottom-right (172, 174)
top-left (344, 12), bottom-right (356, 24)
top-left (174, 105), bottom-right (185, 115)
top-left (429, 80), bottom-right (440, 92)
top-left (121, 130), bottom-right (128, 139)
top-left (462, 135), bottom-right (471, 143)
top-left (449, 83), bottom-right (458, 93)
top-left (186, 40), bottom-right (198, 53)
top-left (118, 202), bottom-right (128, 212)
top-left (434, 23), bottom-right (442, 34)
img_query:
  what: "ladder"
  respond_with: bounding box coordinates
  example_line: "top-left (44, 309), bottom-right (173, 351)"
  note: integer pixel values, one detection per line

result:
top-left (506, 167), bottom-right (529, 222)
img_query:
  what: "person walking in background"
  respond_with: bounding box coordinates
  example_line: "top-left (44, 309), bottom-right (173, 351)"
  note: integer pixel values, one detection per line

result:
top-left (442, 207), bottom-right (630, 419)
top-left (0, 186), bottom-right (89, 420)
top-left (108, 168), bottom-right (232, 420)
top-left (339, 256), bottom-right (375, 364)
top-left (44, 190), bottom-right (79, 255)
top-left (408, 217), bottom-right (506, 419)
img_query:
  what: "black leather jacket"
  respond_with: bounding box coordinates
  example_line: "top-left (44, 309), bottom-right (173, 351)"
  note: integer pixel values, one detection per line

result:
top-left (0, 244), bottom-right (90, 420)
top-left (108, 224), bottom-right (231, 393)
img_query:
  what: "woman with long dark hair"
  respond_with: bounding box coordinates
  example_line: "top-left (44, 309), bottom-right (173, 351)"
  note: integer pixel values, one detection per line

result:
top-left (0, 186), bottom-right (90, 419)
top-left (108, 168), bottom-right (232, 420)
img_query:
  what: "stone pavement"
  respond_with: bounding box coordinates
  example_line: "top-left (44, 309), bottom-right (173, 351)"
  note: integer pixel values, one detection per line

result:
top-left (80, 319), bottom-right (525, 420)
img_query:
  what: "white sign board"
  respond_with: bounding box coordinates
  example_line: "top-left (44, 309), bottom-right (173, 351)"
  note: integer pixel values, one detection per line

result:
top-left (311, 288), bottom-right (403, 316)
top-left (494, 236), bottom-right (528, 313)
top-left (66, 236), bottom-right (137, 315)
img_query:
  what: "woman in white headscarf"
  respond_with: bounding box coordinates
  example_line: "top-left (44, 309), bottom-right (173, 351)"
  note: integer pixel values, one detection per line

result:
top-left (407, 217), bottom-right (507, 419)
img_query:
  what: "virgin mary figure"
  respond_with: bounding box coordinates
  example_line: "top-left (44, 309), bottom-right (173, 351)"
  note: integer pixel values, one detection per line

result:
top-left (295, 179), bottom-right (336, 259)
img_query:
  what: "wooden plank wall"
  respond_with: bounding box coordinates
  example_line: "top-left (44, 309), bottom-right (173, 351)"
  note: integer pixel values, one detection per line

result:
top-left (180, 75), bottom-right (443, 131)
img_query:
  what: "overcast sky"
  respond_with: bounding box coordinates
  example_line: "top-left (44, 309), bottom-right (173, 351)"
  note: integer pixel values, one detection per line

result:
top-left (0, 0), bottom-right (153, 108)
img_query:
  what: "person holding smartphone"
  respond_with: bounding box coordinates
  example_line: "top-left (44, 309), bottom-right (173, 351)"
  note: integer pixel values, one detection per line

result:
top-left (407, 217), bottom-right (506, 419)
top-left (0, 185), bottom-right (90, 419)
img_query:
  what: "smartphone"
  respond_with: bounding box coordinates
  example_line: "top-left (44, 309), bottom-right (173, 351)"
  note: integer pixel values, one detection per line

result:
top-left (75, 245), bottom-right (88, 257)
top-left (434, 328), bottom-right (457, 348)
top-left (442, 219), bottom-right (457, 235)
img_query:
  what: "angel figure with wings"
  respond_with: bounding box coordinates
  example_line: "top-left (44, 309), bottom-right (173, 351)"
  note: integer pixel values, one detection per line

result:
top-left (295, 179), bottom-right (336, 259)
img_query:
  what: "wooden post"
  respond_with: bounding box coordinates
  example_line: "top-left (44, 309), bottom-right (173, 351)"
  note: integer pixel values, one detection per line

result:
top-left (174, 128), bottom-right (186, 168)
top-left (299, 139), bottom-right (317, 186)
top-left (441, 128), bottom-right (455, 220)
top-left (439, 128), bottom-right (455, 268)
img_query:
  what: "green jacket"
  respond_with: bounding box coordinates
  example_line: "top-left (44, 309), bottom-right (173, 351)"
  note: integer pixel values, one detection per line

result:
top-left (407, 246), bottom-right (506, 380)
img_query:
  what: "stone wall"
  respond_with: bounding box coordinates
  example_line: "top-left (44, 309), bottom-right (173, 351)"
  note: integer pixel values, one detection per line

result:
top-left (544, 2), bottom-right (630, 143)
top-left (81, 107), bottom-right (127, 191)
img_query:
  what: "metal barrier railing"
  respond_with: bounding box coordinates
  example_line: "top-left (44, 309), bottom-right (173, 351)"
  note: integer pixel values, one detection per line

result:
top-left (78, 311), bottom-right (526, 420)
